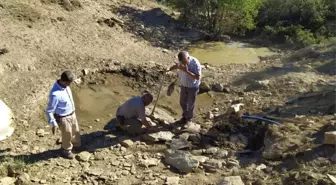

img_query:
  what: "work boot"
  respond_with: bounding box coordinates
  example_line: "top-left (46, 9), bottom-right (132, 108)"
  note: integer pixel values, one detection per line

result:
top-left (61, 150), bottom-right (75, 159)
top-left (178, 117), bottom-right (187, 124)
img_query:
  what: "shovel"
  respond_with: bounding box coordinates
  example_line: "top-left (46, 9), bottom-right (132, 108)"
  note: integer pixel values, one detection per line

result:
top-left (150, 74), bottom-right (166, 116)
top-left (150, 75), bottom-right (178, 116)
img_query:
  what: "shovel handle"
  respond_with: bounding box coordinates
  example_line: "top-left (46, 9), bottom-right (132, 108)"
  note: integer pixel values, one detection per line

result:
top-left (150, 74), bottom-right (165, 116)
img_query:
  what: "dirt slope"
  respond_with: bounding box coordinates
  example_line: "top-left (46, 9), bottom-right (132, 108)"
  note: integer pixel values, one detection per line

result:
top-left (0, 0), bottom-right (171, 118)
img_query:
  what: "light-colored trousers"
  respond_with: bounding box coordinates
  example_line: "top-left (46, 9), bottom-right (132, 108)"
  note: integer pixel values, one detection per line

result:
top-left (56, 113), bottom-right (81, 151)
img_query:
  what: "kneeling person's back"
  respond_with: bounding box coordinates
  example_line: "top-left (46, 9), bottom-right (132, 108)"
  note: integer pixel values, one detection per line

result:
top-left (116, 93), bottom-right (154, 135)
top-left (117, 96), bottom-right (146, 121)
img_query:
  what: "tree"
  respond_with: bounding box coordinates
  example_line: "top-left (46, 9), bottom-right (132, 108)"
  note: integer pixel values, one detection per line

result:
top-left (167, 0), bottom-right (262, 35)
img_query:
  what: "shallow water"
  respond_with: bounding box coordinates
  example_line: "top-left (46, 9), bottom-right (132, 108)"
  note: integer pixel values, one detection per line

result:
top-left (189, 41), bottom-right (276, 65)
top-left (72, 75), bottom-right (224, 129)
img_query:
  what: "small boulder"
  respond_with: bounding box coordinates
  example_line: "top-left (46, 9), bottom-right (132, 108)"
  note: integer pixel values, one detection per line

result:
top-left (256, 164), bottom-right (267, 171)
top-left (226, 104), bottom-right (244, 114)
top-left (82, 69), bottom-right (89, 75)
top-left (184, 122), bottom-right (201, 134)
top-left (139, 158), bottom-right (160, 168)
top-left (245, 80), bottom-right (270, 92)
top-left (192, 156), bottom-right (209, 163)
top-left (15, 173), bottom-right (30, 185)
top-left (164, 149), bottom-right (199, 173)
top-left (324, 131), bottom-right (336, 145)
top-left (0, 177), bottom-right (16, 185)
top-left (170, 138), bottom-right (190, 150)
top-left (142, 131), bottom-right (174, 142)
top-left (36, 129), bottom-right (46, 137)
top-left (331, 153), bottom-right (336, 162)
top-left (76, 151), bottom-right (92, 162)
top-left (119, 138), bottom-right (134, 148)
top-left (206, 111), bottom-right (214, 119)
top-left (199, 82), bottom-right (211, 93)
top-left (204, 147), bottom-right (219, 155)
top-left (214, 149), bottom-right (229, 159)
top-left (165, 176), bottom-right (180, 185)
top-left (212, 83), bottom-right (224, 92)
top-left (217, 176), bottom-right (244, 185)
top-left (203, 159), bottom-right (223, 173)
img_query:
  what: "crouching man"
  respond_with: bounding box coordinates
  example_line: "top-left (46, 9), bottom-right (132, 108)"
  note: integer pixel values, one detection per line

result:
top-left (116, 92), bottom-right (154, 135)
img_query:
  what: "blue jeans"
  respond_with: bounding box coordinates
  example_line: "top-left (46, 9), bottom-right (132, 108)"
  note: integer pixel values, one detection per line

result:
top-left (180, 86), bottom-right (199, 121)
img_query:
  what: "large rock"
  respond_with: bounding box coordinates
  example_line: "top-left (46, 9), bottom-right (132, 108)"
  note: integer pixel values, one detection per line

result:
top-left (0, 99), bottom-right (15, 141)
top-left (146, 107), bottom-right (175, 124)
top-left (142, 131), bottom-right (174, 142)
top-left (324, 131), bottom-right (336, 145)
top-left (164, 149), bottom-right (199, 173)
top-left (199, 82), bottom-right (211, 93)
top-left (217, 176), bottom-right (244, 185)
top-left (15, 173), bottom-right (30, 185)
top-left (0, 177), bottom-right (16, 185)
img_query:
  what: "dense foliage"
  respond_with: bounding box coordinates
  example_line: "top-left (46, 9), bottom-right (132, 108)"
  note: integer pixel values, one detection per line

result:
top-left (166, 0), bottom-right (336, 46)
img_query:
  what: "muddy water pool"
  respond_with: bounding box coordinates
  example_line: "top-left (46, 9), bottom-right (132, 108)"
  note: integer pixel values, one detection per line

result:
top-left (189, 41), bottom-right (276, 65)
top-left (72, 74), bottom-right (227, 130)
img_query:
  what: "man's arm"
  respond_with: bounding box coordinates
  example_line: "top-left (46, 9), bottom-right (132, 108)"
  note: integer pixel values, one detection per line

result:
top-left (167, 64), bottom-right (179, 72)
top-left (180, 64), bottom-right (201, 80)
top-left (138, 109), bottom-right (152, 128)
top-left (46, 94), bottom-right (59, 127)
top-left (184, 70), bottom-right (200, 80)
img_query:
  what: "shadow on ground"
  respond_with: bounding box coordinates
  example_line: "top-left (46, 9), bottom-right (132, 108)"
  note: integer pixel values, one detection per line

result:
top-left (0, 118), bottom-right (184, 165)
top-left (116, 6), bottom-right (204, 49)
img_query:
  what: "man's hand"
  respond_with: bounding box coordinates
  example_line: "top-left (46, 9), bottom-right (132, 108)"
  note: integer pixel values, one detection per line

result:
top-left (178, 64), bottom-right (188, 72)
top-left (166, 64), bottom-right (179, 73)
top-left (52, 126), bottom-right (59, 135)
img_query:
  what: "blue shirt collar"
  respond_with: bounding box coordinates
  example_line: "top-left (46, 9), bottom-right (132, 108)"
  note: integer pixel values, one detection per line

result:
top-left (55, 81), bottom-right (66, 90)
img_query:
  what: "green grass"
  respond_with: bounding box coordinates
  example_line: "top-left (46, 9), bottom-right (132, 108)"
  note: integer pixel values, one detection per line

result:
top-left (0, 156), bottom-right (27, 176)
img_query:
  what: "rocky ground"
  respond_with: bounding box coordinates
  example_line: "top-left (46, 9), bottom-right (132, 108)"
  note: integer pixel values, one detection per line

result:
top-left (0, 0), bottom-right (336, 185)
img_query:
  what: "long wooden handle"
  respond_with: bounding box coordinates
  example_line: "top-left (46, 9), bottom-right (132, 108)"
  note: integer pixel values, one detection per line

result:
top-left (150, 74), bottom-right (165, 116)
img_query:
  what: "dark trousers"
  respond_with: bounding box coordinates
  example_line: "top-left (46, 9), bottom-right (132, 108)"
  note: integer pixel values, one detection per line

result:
top-left (180, 86), bottom-right (199, 121)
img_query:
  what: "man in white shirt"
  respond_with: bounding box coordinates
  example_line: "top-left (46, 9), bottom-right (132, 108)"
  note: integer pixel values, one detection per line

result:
top-left (167, 51), bottom-right (201, 124)
top-left (46, 71), bottom-right (81, 159)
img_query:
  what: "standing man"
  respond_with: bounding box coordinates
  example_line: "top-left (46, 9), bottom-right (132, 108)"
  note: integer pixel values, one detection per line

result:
top-left (116, 92), bottom-right (154, 136)
top-left (46, 70), bottom-right (81, 159)
top-left (167, 51), bottom-right (201, 124)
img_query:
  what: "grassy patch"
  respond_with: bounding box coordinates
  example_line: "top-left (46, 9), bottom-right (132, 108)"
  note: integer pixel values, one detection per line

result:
top-left (0, 156), bottom-right (27, 177)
